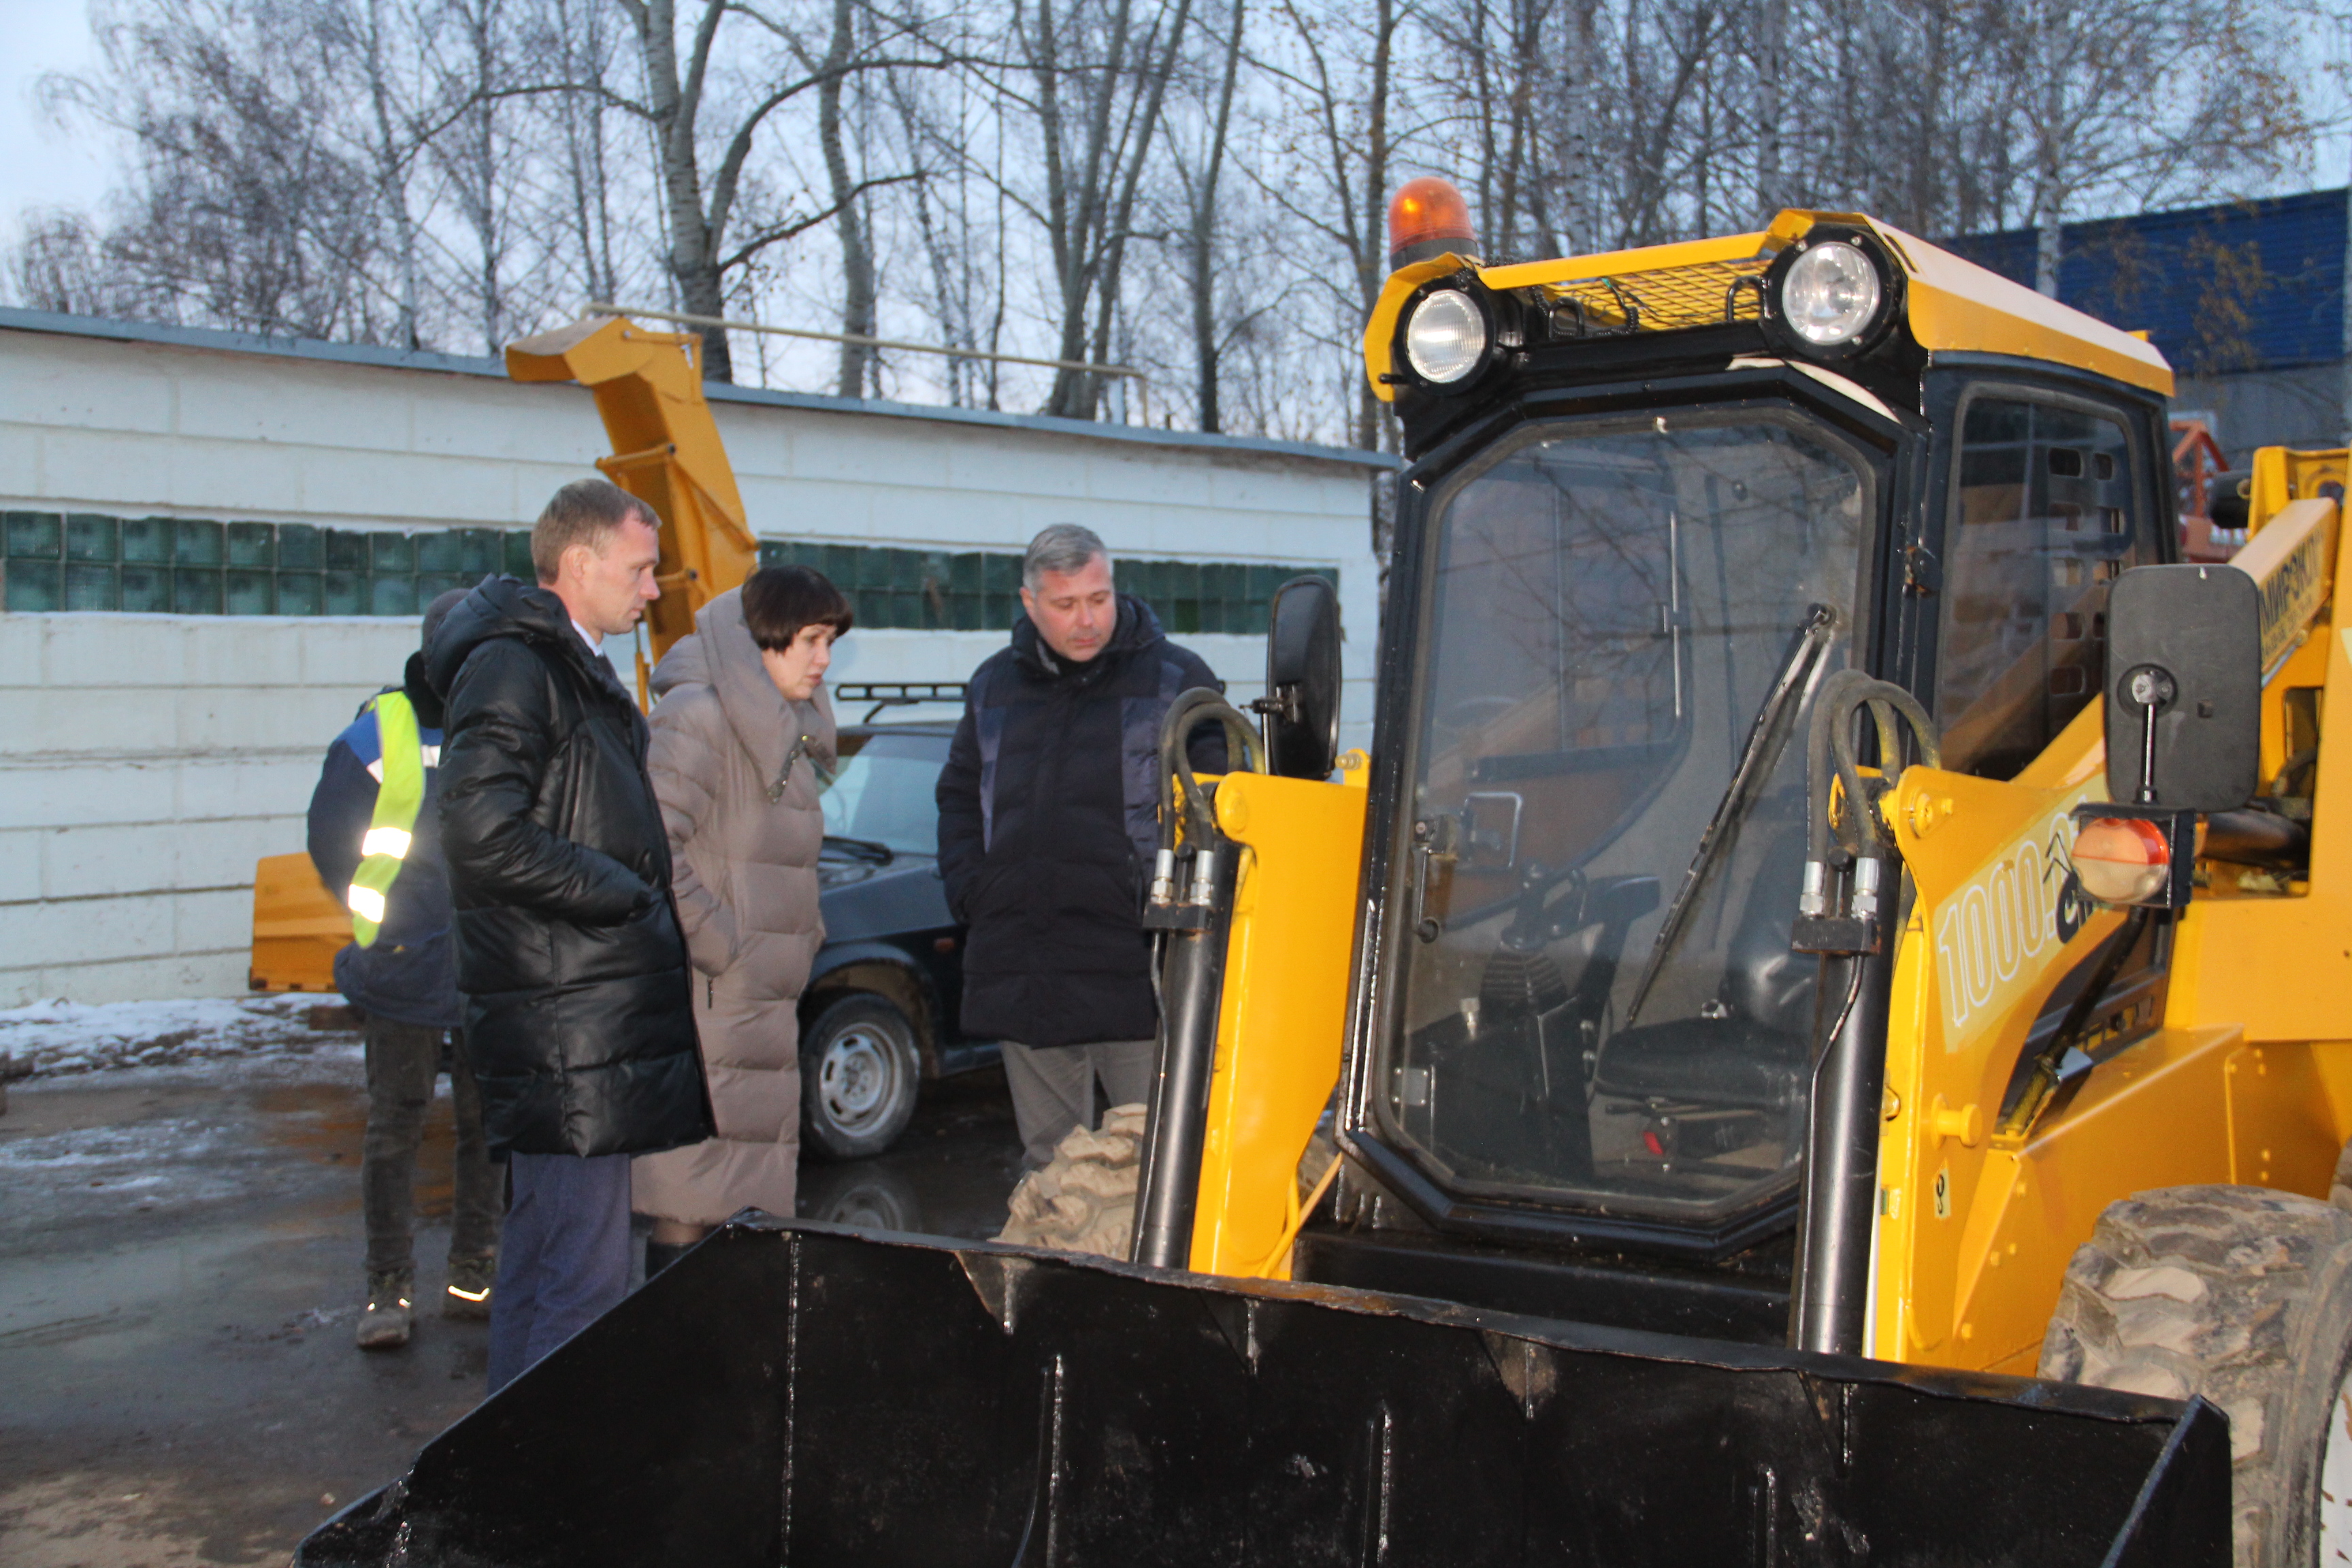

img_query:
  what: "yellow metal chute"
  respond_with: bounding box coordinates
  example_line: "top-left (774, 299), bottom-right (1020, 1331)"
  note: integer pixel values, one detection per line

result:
top-left (504, 314), bottom-right (759, 666)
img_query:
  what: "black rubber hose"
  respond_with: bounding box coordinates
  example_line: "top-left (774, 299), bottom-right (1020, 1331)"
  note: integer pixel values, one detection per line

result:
top-left (1808, 670), bottom-right (1873, 865)
top-left (1156, 688), bottom-right (1265, 851)
top-left (1156, 689), bottom-right (1228, 851)
top-left (1809, 671), bottom-right (1943, 866)
top-left (1157, 689), bottom-right (1232, 839)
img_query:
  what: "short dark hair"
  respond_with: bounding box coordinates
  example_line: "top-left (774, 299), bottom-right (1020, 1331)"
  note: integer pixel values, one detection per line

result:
top-left (531, 477), bottom-right (656, 584)
top-left (420, 588), bottom-right (468, 652)
top-left (740, 565), bottom-right (853, 651)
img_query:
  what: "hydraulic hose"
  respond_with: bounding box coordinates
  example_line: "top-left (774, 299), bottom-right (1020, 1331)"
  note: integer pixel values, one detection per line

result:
top-left (1790, 669), bottom-right (1940, 1356)
top-left (1156, 689), bottom-right (1264, 838)
top-left (1132, 687), bottom-right (1265, 1270)
top-left (1151, 687), bottom-right (1264, 904)
top-left (1997, 906), bottom-right (2153, 1140)
top-left (1801, 670), bottom-right (1942, 917)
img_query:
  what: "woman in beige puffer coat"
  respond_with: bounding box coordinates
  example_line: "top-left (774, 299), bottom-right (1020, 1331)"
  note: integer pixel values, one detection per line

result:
top-left (634, 568), bottom-right (851, 1266)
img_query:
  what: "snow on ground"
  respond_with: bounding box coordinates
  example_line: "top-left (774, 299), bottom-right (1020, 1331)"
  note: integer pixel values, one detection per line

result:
top-left (0, 995), bottom-right (357, 1077)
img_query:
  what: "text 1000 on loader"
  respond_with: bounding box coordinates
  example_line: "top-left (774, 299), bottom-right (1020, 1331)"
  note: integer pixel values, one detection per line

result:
top-left (301, 186), bottom-right (2352, 1568)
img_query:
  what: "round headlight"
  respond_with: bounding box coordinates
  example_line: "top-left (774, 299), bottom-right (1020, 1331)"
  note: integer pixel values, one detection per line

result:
top-left (1780, 241), bottom-right (1884, 347)
top-left (1404, 289), bottom-right (1488, 383)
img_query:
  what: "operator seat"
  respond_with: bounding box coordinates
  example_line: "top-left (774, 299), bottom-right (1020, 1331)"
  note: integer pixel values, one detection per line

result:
top-left (1590, 821), bottom-right (1812, 1111)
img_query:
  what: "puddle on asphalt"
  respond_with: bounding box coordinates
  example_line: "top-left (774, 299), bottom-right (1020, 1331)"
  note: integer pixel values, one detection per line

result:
top-left (795, 1073), bottom-right (1023, 1241)
top-left (1, 1069), bottom-right (382, 1248)
top-left (7, 1053), bottom-right (1015, 1251)
top-left (2, 1050), bottom-right (1032, 1565)
top-left (246, 1083), bottom-right (459, 1216)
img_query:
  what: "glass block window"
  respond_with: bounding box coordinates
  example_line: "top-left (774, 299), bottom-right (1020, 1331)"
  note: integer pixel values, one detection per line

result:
top-left (3, 509), bottom-right (1335, 630)
top-left (0, 511), bottom-right (542, 617)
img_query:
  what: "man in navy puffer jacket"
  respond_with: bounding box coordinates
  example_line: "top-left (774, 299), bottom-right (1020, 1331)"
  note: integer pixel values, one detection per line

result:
top-left (936, 524), bottom-right (1224, 1169)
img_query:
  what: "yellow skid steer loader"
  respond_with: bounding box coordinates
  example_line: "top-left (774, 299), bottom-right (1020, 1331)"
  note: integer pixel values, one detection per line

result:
top-left (299, 197), bottom-right (2352, 1568)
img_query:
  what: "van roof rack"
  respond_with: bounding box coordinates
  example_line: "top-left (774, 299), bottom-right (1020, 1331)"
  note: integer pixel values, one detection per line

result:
top-left (832, 681), bottom-right (968, 723)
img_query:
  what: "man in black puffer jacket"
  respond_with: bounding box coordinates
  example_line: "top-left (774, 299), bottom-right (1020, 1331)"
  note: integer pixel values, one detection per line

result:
top-left (429, 477), bottom-right (711, 1393)
top-left (937, 524), bottom-right (1224, 1169)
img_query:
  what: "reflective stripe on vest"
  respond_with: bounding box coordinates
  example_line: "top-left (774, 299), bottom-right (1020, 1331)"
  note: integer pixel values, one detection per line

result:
top-left (346, 692), bottom-right (425, 948)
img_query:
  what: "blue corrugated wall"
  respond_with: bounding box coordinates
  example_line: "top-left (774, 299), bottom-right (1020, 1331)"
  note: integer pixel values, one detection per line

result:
top-left (1942, 190), bottom-right (2347, 374)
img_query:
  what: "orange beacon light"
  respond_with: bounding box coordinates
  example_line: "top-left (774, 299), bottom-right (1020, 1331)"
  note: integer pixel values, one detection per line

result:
top-left (1388, 178), bottom-right (1476, 269)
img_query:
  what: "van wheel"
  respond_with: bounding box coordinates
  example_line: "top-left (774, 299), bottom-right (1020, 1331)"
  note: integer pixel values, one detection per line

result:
top-left (2040, 1184), bottom-right (2352, 1568)
top-left (996, 1104), bottom-right (1147, 1260)
top-left (799, 995), bottom-right (921, 1160)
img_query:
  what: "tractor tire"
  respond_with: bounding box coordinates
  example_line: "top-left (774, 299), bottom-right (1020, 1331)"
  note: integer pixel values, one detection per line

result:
top-left (2039, 1184), bottom-right (2352, 1568)
top-left (995, 1103), bottom-right (1147, 1261)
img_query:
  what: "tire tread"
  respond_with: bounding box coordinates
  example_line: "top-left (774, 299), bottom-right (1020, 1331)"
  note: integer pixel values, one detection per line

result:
top-left (2041, 1183), bottom-right (2352, 1568)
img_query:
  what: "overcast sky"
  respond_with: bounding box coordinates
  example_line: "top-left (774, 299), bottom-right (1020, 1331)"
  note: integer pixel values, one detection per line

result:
top-left (0, 1), bottom-right (109, 265)
top-left (0, 0), bottom-right (2343, 289)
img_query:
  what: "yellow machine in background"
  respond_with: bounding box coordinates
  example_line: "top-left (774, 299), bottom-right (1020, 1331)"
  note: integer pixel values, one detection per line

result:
top-left (247, 313), bottom-right (757, 993)
top-left (503, 314), bottom-right (758, 682)
top-left (1102, 188), bottom-right (2352, 1568)
top-left (246, 852), bottom-right (353, 994)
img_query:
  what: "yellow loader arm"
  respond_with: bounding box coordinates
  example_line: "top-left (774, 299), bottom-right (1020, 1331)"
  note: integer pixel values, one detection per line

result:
top-left (1875, 444), bottom-right (2350, 1374)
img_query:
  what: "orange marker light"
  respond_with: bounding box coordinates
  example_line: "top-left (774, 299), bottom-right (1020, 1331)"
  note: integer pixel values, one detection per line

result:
top-left (1388, 178), bottom-right (1476, 268)
top-left (2073, 817), bottom-right (2171, 906)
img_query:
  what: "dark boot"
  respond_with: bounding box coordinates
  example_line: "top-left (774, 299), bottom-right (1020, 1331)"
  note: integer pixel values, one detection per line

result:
top-left (443, 1252), bottom-right (495, 1320)
top-left (644, 1239), bottom-right (687, 1279)
top-left (356, 1269), bottom-right (415, 1350)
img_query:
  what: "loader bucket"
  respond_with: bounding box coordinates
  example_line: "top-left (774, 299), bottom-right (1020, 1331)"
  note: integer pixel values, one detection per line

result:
top-left (297, 1218), bottom-right (2227, 1568)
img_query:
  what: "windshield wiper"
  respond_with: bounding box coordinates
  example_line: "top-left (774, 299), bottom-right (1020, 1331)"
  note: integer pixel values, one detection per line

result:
top-left (1622, 603), bottom-right (1837, 1028)
top-left (822, 834), bottom-right (896, 864)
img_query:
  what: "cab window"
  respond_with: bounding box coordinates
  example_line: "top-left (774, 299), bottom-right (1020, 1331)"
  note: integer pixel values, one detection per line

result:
top-left (1936, 396), bottom-right (2148, 779)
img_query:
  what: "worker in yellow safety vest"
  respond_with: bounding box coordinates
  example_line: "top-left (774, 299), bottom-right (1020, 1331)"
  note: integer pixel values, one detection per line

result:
top-left (306, 588), bottom-right (500, 1351)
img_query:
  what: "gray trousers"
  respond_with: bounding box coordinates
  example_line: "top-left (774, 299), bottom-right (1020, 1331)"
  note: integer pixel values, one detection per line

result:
top-left (1000, 1038), bottom-right (1157, 1168)
top-left (362, 1017), bottom-right (500, 1277)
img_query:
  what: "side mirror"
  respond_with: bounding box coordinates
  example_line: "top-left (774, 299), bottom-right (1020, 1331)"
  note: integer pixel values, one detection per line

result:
top-left (2104, 564), bottom-right (2259, 813)
top-left (1259, 575), bottom-right (1343, 779)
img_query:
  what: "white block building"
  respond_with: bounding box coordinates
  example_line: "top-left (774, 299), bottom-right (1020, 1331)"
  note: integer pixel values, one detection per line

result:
top-left (0, 309), bottom-right (1390, 1006)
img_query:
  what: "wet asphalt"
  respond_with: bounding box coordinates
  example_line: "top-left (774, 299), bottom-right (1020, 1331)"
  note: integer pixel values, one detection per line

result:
top-left (0, 1039), bottom-right (1023, 1566)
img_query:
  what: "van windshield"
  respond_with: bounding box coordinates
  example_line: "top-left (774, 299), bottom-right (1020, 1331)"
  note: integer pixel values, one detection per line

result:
top-left (1377, 408), bottom-right (1876, 1223)
top-left (819, 730), bottom-right (951, 858)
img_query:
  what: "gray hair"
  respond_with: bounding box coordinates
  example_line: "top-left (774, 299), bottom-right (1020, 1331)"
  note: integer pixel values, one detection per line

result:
top-left (1023, 523), bottom-right (1109, 591)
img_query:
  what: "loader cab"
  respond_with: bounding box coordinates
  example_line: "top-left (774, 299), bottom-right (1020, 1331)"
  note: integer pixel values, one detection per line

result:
top-left (1311, 208), bottom-right (2180, 1341)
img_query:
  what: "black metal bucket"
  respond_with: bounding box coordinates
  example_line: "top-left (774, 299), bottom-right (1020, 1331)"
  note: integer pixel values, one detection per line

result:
top-left (298, 1217), bottom-right (2227, 1568)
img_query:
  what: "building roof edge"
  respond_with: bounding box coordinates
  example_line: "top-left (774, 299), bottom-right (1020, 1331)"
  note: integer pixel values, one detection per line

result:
top-left (0, 306), bottom-right (1398, 471)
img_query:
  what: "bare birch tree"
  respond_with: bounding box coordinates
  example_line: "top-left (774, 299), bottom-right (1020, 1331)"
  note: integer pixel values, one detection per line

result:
top-left (1159, 0), bottom-right (1247, 429)
top-left (1997, 0), bottom-right (2306, 294)
top-left (612, 0), bottom-right (942, 380)
top-left (983, 0), bottom-right (1195, 418)
top-left (1255, 0), bottom-right (1409, 448)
